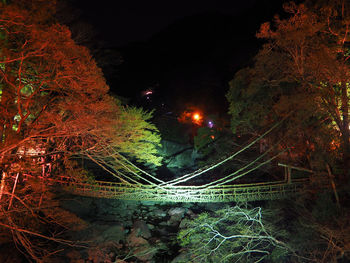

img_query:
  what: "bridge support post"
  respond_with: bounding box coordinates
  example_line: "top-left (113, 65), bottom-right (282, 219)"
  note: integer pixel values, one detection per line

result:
top-left (284, 166), bottom-right (291, 184)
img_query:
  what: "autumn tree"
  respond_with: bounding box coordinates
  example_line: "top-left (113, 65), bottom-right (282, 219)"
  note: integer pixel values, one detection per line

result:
top-left (0, 1), bottom-right (162, 179)
top-left (0, 2), bottom-right (162, 260)
top-left (227, 1), bottom-right (350, 177)
top-left (0, 2), bottom-right (115, 174)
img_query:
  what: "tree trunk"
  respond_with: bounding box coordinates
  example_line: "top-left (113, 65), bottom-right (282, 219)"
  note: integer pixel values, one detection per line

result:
top-left (0, 123), bottom-right (3, 144)
top-left (8, 172), bottom-right (19, 210)
top-left (0, 171), bottom-right (7, 201)
top-left (341, 82), bottom-right (350, 179)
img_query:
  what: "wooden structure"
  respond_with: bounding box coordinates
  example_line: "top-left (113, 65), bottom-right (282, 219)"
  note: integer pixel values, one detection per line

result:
top-left (8, 163), bottom-right (327, 203)
top-left (23, 172), bottom-right (326, 203)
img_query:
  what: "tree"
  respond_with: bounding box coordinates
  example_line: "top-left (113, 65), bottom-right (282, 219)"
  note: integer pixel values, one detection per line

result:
top-left (0, 2), bottom-right (162, 260)
top-left (0, 2), bottom-right (117, 173)
top-left (288, 193), bottom-right (350, 262)
top-left (177, 205), bottom-right (293, 263)
top-left (116, 107), bottom-right (162, 165)
top-left (0, 2), bottom-right (162, 179)
top-left (227, 2), bottom-right (350, 176)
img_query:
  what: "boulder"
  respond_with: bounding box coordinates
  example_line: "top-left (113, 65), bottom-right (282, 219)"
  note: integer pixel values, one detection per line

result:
top-left (185, 209), bottom-right (196, 218)
top-left (179, 219), bottom-right (191, 229)
top-left (171, 251), bottom-right (192, 263)
top-left (93, 224), bottom-right (125, 244)
top-left (126, 231), bottom-right (155, 261)
top-left (168, 207), bottom-right (186, 217)
top-left (167, 207), bottom-right (187, 226)
top-left (151, 208), bottom-right (167, 218)
top-left (132, 220), bottom-right (152, 239)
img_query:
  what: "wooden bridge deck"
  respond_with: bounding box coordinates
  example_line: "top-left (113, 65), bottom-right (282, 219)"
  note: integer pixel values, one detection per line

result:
top-left (43, 176), bottom-right (315, 202)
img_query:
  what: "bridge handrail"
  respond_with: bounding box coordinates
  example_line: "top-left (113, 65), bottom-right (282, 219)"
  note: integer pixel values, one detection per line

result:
top-left (60, 178), bottom-right (308, 192)
top-left (14, 173), bottom-right (319, 202)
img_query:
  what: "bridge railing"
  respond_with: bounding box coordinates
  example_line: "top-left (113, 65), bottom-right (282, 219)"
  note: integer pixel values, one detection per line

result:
top-left (49, 176), bottom-right (311, 202)
top-left (15, 164), bottom-right (328, 202)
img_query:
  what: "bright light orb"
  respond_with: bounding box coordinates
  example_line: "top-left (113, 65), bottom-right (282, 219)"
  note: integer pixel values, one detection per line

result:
top-left (191, 112), bottom-right (203, 125)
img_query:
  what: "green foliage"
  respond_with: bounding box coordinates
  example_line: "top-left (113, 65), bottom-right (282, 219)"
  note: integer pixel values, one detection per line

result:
top-left (114, 106), bottom-right (163, 167)
top-left (226, 68), bottom-right (277, 134)
top-left (268, 247), bottom-right (289, 262)
top-left (177, 205), bottom-right (290, 263)
top-left (194, 127), bottom-right (217, 152)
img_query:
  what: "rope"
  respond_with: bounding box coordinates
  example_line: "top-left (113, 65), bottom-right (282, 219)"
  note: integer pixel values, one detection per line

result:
top-left (161, 120), bottom-right (284, 186)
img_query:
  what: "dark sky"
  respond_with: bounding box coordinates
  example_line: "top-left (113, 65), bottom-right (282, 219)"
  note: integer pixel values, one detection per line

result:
top-left (70, 0), bottom-right (296, 115)
top-left (74, 0), bottom-right (260, 47)
top-left (74, 0), bottom-right (286, 46)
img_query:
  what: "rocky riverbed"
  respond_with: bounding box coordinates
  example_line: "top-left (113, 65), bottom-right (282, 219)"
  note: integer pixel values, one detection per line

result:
top-left (58, 196), bottom-right (227, 263)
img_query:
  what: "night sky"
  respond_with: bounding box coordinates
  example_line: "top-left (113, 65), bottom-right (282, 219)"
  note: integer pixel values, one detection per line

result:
top-left (69, 0), bottom-right (297, 116)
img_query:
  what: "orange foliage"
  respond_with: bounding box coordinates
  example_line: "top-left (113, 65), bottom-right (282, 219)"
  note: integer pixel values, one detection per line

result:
top-left (0, 4), bottom-right (118, 172)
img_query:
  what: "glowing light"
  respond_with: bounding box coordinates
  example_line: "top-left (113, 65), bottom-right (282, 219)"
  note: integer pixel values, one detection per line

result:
top-left (141, 89), bottom-right (153, 99)
top-left (208, 121), bottom-right (214, 128)
top-left (178, 109), bottom-right (204, 125)
top-left (210, 135), bottom-right (215, 139)
top-left (192, 112), bottom-right (203, 125)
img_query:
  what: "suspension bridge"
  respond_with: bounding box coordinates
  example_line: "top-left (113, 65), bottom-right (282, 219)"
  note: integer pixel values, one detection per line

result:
top-left (3, 122), bottom-right (331, 203)
top-left (18, 163), bottom-right (327, 203)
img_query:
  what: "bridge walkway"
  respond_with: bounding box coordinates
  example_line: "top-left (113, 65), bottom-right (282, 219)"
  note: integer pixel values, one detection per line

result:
top-left (38, 176), bottom-right (319, 202)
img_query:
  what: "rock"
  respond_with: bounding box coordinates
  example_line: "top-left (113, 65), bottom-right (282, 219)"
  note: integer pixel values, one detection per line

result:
top-left (159, 221), bottom-right (168, 226)
top-left (132, 220), bottom-right (152, 239)
top-left (100, 224), bottom-right (125, 243)
top-left (127, 232), bottom-right (156, 261)
top-left (152, 208), bottom-right (167, 218)
top-left (168, 207), bottom-right (186, 217)
top-left (147, 223), bottom-right (155, 230)
top-left (157, 227), bottom-right (169, 236)
top-left (179, 219), bottom-right (190, 229)
top-left (127, 231), bottom-right (148, 247)
top-left (185, 209), bottom-right (196, 218)
top-left (167, 208), bottom-right (186, 226)
top-left (168, 214), bottom-right (183, 226)
top-left (133, 244), bottom-right (157, 262)
top-left (171, 251), bottom-right (192, 263)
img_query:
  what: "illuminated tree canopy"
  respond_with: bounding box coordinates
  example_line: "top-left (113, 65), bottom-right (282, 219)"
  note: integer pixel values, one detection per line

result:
top-left (0, 2), bottom-right (162, 260)
top-left (0, 3), bottom-right (162, 177)
top-left (227, 2), bottom-right (350, 175)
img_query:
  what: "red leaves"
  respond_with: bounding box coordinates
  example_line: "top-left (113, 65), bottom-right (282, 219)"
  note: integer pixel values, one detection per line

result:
top-left (0, 4), bottom-right (116, 160)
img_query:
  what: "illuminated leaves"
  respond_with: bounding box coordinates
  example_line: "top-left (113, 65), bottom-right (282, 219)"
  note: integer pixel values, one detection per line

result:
top-left (0, 4), bottom-right (162, 174)
top-left (114, 106), bottom-right (162, 167)
top-left (227, 2), bottom-right (350, 169)
top-left (177, 206), bottom-right (290, 263)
